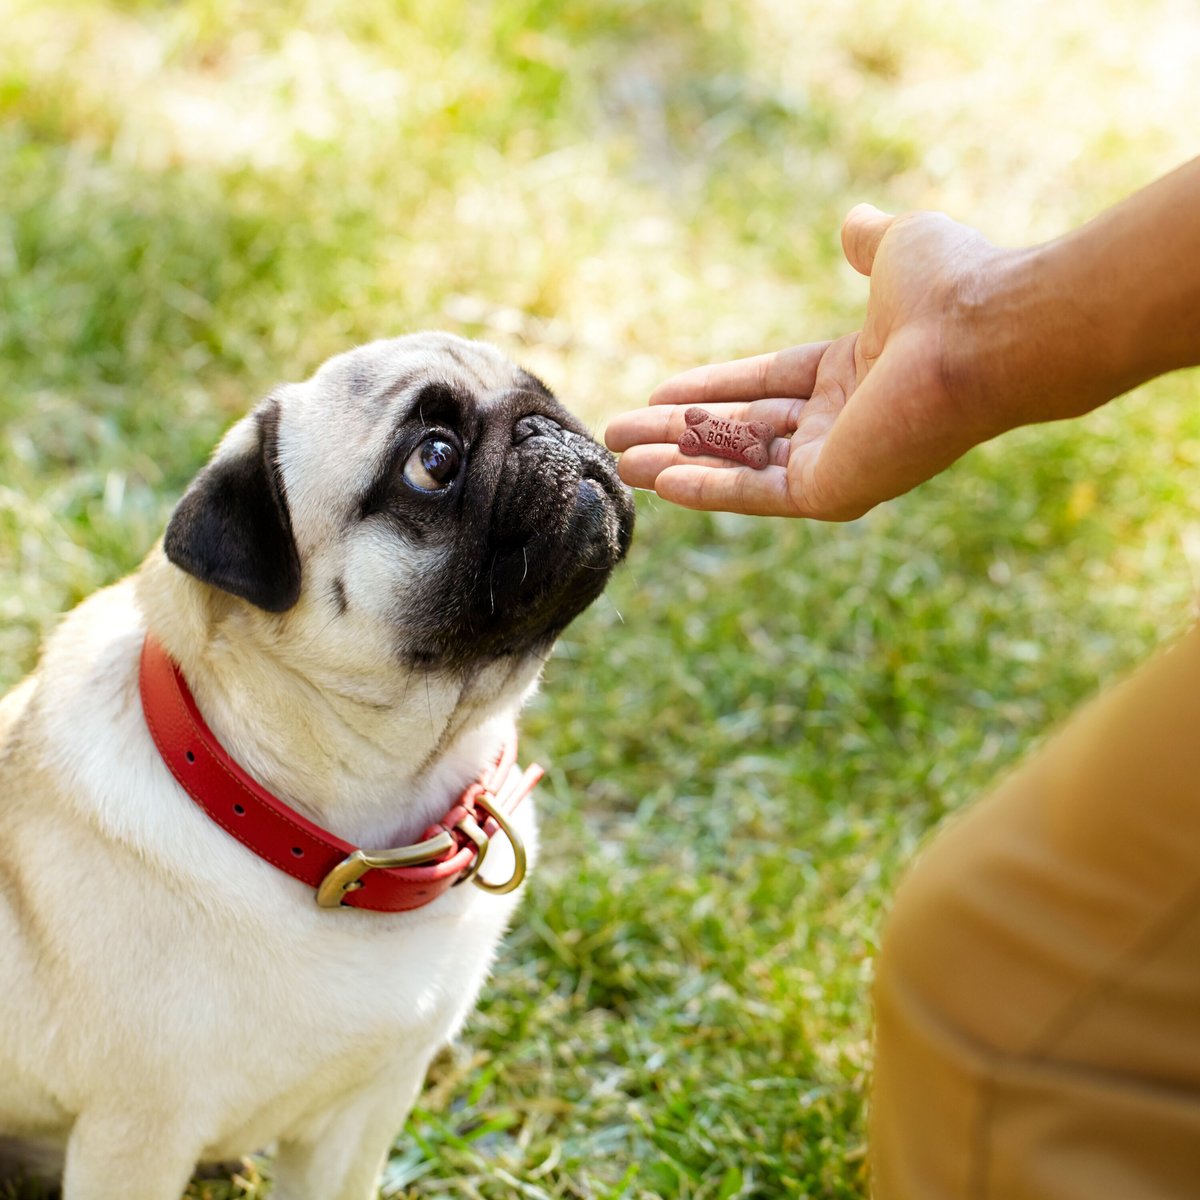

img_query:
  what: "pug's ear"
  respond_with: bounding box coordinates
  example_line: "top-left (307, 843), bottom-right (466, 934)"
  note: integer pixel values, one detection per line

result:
top-left (164, 399), bottom-right (302, 613)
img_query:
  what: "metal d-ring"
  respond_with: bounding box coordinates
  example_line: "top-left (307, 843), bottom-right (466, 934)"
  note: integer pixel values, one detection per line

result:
top-left (451, 811), bottom-right (490, 886)
top-left (469, 792), bottom-right (527, 895)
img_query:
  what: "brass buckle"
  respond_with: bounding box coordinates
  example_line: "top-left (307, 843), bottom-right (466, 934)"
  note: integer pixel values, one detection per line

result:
top-left (315, 830), bottom-right (455, 909)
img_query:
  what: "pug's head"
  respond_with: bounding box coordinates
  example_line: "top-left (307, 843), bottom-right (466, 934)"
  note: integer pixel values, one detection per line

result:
top-left (162, 334), bottom-right (634, 743)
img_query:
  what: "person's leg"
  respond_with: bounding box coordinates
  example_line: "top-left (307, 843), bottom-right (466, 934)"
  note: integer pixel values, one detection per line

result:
top-left (871, 623), bottom-right (1200, 1199)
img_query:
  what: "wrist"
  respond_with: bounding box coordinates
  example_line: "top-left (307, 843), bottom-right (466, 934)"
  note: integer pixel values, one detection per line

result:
top-left (939, 244), bottom-right (1044, 439)
top-left (944, 158), bottom-right (1200, 436)
top-left (943, 237), bottom-right (1138, 438)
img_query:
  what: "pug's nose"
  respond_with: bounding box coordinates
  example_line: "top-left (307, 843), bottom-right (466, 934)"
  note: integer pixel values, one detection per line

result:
top-left (512, 413), bottom-right (564, 445)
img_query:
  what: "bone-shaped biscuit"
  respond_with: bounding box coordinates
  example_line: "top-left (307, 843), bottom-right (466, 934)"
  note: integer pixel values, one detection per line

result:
top-left (677, 407), bottom-right (775, 469)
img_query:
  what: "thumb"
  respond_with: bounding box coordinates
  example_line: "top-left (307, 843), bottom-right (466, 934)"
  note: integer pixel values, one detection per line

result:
top-left (841, 203), bottom-right (896, 276)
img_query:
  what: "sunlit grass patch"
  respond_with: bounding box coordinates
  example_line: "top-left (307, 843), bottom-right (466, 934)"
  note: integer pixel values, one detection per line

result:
top-left (3, 0), bottom-right (1199, 1195)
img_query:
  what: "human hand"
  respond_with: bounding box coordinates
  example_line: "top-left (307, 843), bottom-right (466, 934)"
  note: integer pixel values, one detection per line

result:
top-left (605, 205), bottom-right (1015, 520)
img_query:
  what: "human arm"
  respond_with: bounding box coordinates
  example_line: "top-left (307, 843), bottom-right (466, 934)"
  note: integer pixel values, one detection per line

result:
top-left (604, 156), bottom-right (1200, 520)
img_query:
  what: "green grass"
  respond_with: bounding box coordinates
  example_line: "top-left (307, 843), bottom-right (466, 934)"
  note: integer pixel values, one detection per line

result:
top-left (3, 0), bottom-right (1200, 1196)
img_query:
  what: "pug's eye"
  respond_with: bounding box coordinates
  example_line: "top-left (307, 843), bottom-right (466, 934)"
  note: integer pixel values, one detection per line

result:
top-left (402, 437), bottom-right (461, 492)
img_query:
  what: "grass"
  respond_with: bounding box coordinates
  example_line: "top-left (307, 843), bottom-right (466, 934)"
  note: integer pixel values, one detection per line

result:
top-left (3, 0), bottom-right (1200, 1196)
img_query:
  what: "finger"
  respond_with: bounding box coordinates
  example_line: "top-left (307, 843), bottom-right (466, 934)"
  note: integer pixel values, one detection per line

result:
top-left (789, 332), bottom-right (857, 447)
top-left (604, 397), bottom-right (806, 453)
top-left (647, 342), bottom-right (832, 408)
top-left (652, 462), bottom-right (797, 517)
top-left (841, 203), bottom-right (896, 276)
top-left (616, 436), bottom-right (792, 490)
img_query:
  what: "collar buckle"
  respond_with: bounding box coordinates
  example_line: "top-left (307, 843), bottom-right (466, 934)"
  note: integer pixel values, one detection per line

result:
top-left (315, 830), bottom-right (457, 909)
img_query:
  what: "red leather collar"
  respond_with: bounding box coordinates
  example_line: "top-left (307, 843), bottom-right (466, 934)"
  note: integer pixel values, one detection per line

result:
top-left (138, 634), bottom-right (542, 913)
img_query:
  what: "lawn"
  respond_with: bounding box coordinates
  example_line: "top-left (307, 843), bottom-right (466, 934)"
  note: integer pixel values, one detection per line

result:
top-left (2, 1), bottom-right (1199, 1197)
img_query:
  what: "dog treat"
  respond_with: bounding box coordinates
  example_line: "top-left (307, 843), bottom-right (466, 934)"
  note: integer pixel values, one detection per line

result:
top-left (677, 407), bottom-right (776, 470)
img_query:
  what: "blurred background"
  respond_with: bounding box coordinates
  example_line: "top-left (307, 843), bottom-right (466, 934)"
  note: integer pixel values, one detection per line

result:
top-left (2, 1), bottom-right (1198, 1197)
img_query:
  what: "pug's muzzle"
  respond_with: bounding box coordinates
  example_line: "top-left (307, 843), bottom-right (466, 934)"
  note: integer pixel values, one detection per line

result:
top-left (396, 391), bottom-right (636, 669)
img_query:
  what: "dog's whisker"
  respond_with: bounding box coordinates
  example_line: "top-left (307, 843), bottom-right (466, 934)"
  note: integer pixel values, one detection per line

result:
top-left (601, 593), bottom-right (625, 624)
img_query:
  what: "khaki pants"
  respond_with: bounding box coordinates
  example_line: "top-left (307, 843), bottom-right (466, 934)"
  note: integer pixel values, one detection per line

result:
top-left (871, 623), bottom-right (1200, 1198)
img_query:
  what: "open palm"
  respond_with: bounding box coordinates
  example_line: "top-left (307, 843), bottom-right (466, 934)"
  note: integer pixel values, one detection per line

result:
top-left (605, 206), bottom-right (1005, 521)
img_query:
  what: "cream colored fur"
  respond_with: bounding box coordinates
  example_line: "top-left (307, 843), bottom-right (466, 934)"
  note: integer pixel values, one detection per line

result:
top-left (0, 335), bottom-right (567, 1200)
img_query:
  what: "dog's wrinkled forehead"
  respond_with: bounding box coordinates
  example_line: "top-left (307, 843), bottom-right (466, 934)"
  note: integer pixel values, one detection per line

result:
top-left (318, 332), bottom-right (530, 411)
top-left (277, 333), bottom-right (538, 543)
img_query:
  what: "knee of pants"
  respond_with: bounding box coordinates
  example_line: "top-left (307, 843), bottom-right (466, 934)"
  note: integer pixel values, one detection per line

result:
top-left (868, 821), bottom-right (1005, 1198)
top-left (874, 838), bottom-right (966, 1051)
top-left (877, 623), bottom-right (1200, 1052)
top-left (872, 779), bottom-right (1200, 1200)
top-left (872, 798), bottom-right (1031, 1060)
top-left (872, 756), bottom-right (1103, 1065)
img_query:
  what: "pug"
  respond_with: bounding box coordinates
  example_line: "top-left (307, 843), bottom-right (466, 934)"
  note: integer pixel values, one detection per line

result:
top-left (0, 333), bottom-right (635, 1199)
